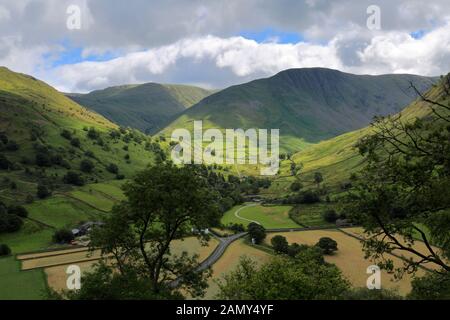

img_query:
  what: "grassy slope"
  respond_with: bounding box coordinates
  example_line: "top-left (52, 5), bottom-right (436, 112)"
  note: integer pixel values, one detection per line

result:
top-left (68, 83), bottom-right (213, 134)
top-left (0, 67), bottom-right (158, 253)
top-left (161, 68), bottom-right (436, 153)
top-left (266, 79), bottom-right (446, 196)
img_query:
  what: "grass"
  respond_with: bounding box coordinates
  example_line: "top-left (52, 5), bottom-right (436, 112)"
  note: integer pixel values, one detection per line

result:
top-left (289, 203), bottom-right (336, 227)
top-left (221, 204), bottom-right (298, 229)
top-left (0, 256), bottom-right (48, 300)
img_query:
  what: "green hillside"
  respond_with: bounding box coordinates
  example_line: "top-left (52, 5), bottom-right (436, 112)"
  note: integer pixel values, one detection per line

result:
top-left (68, 83), bottom-right (213, 134)
top-left (0, 67), bottom-right (160, 253)
top-left (269, 77), bottom-right (447, 195)
top-left (161, 68), bottom-right (436, 152)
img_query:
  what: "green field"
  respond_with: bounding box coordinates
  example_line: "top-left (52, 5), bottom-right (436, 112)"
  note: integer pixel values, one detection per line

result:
top-left (289, 203), bottom-right (336, 227)
top-left (221, 204), bottom-right (298, 229)
top-left (0, 256), bottom-right (47, 300)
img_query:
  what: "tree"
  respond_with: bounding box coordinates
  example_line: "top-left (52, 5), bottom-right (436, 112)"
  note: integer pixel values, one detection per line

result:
top-left (5, 140), bottom-right (19, 151)
top-left (0, 154), bottom-right (11, 170)
top-left (80, 159), bottom-right (94, 173)
top-left (216, 248), bottom-right (350, 299)
top-left (70, 138), bottom-right (81, 148)
top-left (342, 75), bottom-right (450, 278)
top-left (8, 205), bottom-right (28, 218)
top-left (87, 163), bottom-right (221, 298)
top-left (314, 172), bottom-right (323, 187)
top-left (63, 171), bottom-right (85, 186)
top-left (0, 211), bottom-right (23, 233)
top-left (60, 129), bottom-right (72, 140)
top-left (37, 184), bottom-right (51, 199)
top-left (106, 163), bottom-right (119, 174)
top-left (271, 235), bottom-right (289, 254)
top-left (53, 229), bottom-right (74, 244)
top-left (408, 272), bottom-right (450, 300)
top-left (322, 209), bottom-right (339, 223)
top-left (87, 127), bottom-right (100, 140)
top-left (316, 237), bottom-right (338, 255)
top-left (290, 181), bottom-right (302, 192)
top-left (0, 244), bottom-right (11, 256)
top-left (35, 152), bottom-right (51, 167)
top-left (247, 222), bottom-right (266, 244)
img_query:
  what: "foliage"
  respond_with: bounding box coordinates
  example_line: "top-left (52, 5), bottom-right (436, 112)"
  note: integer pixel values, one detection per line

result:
top-left (408, 272), bottom-right (450, 300)
top-left (63, 171), bottom-right (85, 186)
top-left (316, 237), bottom-right (338, 255)
top-left (322, 209), bottom-right (339, 223)
top-left (52, 229), bottom-right (74, 244)
top-left (247, 222), bottom-right (266, 244)
top-left (271, 235), bottom-right (289, 254)
top-left (0, 244), bottom-right (11, 256)
top-left (216, 247), bottom-right (350, 299)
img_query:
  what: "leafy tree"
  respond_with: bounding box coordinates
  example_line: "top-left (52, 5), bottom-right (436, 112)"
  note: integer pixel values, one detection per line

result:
top-left (216, 248), bottom-right (350, 299)
top-left (87, 163), bottom-right (221, 298)
top-left (314, 172), bottom-right (323, 187)
top-left (87, 127), bottom-right (100, 139)
top-left (316, 237), bottom-right (338, 255)
top-left (63, 171), bottom-right (85, 186)
top-left (5, 140), bottom-right (19, 151)
top-left (53, 229), bottom-right (74, 244)
top-left (37, 184), bottom-right (51, 199)
top-left (106, 163), bottom-right (119, 174)
top-left (60, 129), bottom-right (72, 140)
top-left (7, 205), bottom-right (28, 218)
top-left (290, 181), bottom-right (302, 192)
top-left (0, 244), bottom-right (11, 256)
top-left (322, 209), bottom-right (339, 223)
top-left (80, 159), bottom-right (94, 173)
top-left (0, 154), bottom-right (11, 170)
top-left (247, 222), bottom-right (266, 244)
top-left (0, 211), bottom-right (23, 233)
top-left (408, 272), bottom-right (450, 300)
top-left (342, 76), bottom-right (450, 277)
top-left (70, 138), bottom-right (81, 148)
top-left (271, 235), bottom-right (289, 254)
top-left (35, 152), bottom-right (51, 167)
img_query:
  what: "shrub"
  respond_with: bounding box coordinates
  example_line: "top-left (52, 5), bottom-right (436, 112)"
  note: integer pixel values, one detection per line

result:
top-left (106, 163), bottom-right (119, 174)
top-left (8, 205), bottom-right (28, 218)
top-left (70, 138), bottom-right (81, 148)
top-left (0, 154), bottom-right (11, 170)
top-left (316, 237), bottom-right (338, 255)
top-left (0, 133), bottom-right (8, 144)
top-left (0, 212), bottom-right (23, 233)
top-left (5, 140), bottom-right (19, 151)
top-left (80, 159), bottom-right (94, 173)
top-left (0, 244), bottom-right (11, 256)
top-left (63, 171), bottom-right (85, 186)
top-left (84, 150), bottom-right (95, 158)
top-left (300, 190), bottom-right (320, 204)
top-left (247, 222), bottom-right (266, 244)
top-left (53, 229), bottom-right (74, 244)
top-left (322, 209), bottom-right (339, 223)
top-left (60, 129), bottom-right (72, 140)
top-left (37, 184), bottom-right (51, 199)
top-left (290, 181), bottom-right (302, 192)
top-left (116, 174), bottom-right (125, 180)
top-left (87, 127), bottom-right (100, 139)
top-left (271, 235), bottom-right (289, 254)
top-left (35, 152), bottom-right (52, 167)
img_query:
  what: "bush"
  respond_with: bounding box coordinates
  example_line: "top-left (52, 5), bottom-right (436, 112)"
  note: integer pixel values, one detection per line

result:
top-left (0, 133), bottom-right (8, 144)
top-left (35, 152), bottom-right (51, 167)
top-left (316, 237), bottom-right (338, 255)
top-left (60, 129), bottom-right (72, 140)
top-left (0, 212), bottom-right (23, 233)
top-left (70, 138), bottom-right (81, 148)
top-left (247, 222), bottom-right (266, 244)
top-left (0, 154), bottom-right (11, 170)
top-left (8, 205), bottom-right (28, 218)
top-left (322, 209), bottom-right (339, 223)
top-left (63, 171), bottom-right (85, 186)
top-left (5, 140), bottom-right (19, 151)
top-left (87, 127), bottom-right (100, 140)
top-left (50, 154), bottom-right (64, 166)
top-left (115, 174), bottom-right (125, 180)
top-left (0, 244), bottom-right (11, 256)
top-left (37, 184), bottom-right (51, 199)
top-left (290, 181), bottom-right (302, 192)
top-left (53, 229), bottom-right (74, 244)
top-left (299, 190), bottom-right (320, 204)
top-left (106, 163), bottom-right (119, 174)
top-left (271, 235), bottom-right (289, 254)
top-left (84, 150), bottom-right (95, 158)
top-left (80, 159), bottom-right (95, 173)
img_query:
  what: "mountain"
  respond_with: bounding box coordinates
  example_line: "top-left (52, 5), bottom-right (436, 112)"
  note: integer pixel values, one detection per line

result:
top-left (273, 74), bottom-right (448, 191)
top-left (161, 68), bottom-right (437, 152)
top-left (67, 83), bottom-right (214, 134)
top-left (0, 66), bottom-right (159, 205)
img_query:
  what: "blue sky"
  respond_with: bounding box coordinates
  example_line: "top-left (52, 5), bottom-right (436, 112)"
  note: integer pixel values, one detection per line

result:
top-left (238, 28), bottom-right (304, 44)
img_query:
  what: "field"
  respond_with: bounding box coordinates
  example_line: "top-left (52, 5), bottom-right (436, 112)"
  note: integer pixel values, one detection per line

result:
top-left (0, 256), bottom-right (48, 300)
top-left (14, 237), bottom-right (219, 293)
top-left (221, 204), bottom-right (298, 229)
top-left (202, 239), bottom-right (272, 299)
top-left (289, 203), bottom-right (336, 227)
top-left (265, 229), bottom-right (429, 295)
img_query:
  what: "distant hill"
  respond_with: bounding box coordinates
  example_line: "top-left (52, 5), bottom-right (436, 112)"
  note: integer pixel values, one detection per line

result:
top-left (161, 68), bottom-right (437, 152)
top-left (0, 66), bottom-right (159, 204)
top-left (67, 83), bottom-right (214, 134)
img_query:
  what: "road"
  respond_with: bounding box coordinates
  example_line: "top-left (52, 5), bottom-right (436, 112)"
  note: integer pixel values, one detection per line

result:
top-left (234, 203), bottom-right (260, 225)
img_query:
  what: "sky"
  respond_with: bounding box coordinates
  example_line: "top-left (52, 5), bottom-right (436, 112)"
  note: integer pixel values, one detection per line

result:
top-left (0, 0), bottom-right (450, 93)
